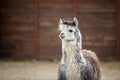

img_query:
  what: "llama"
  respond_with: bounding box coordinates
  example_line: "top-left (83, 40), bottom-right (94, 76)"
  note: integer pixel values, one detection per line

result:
top-left (57, 17), bottom-right (101, 80)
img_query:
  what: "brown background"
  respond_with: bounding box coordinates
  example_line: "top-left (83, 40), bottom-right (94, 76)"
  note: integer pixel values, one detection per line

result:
top-left (0, 0), bottom-right (119, 61)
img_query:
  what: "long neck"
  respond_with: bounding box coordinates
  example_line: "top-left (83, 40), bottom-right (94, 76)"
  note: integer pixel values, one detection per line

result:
top-left (61, 40), bottom-right (85, 64)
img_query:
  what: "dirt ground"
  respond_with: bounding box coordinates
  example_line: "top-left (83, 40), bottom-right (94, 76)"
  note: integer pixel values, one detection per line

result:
top-left (0, 60), bottom-right (120, 80)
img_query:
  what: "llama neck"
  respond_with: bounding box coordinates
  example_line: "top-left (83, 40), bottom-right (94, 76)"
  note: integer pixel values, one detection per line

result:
top-left (61, 39), bottom-right (82, 50)
top-left (61, 40), bottom-right (85, 64)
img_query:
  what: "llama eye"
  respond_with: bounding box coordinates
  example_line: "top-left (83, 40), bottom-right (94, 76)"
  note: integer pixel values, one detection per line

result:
top-left (69, 30), bottom-right (73, 33)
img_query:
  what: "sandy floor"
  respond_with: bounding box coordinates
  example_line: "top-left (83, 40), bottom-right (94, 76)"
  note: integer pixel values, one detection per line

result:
top-left (0, 60), bottom-right (120, 80)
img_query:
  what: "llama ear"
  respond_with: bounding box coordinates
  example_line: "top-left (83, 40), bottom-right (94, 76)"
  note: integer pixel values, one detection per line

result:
top-left (59, 18), bottom-right (65, 24)
top-left (59, 18), bottom-right (63, 24)
top-left (58, 18), bottom-right (64, 30)
top-left (73, 17), bottom-right (78, 27)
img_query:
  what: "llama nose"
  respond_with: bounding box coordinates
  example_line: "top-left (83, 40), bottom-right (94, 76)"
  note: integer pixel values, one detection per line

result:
top-left (60, 33), bottom-right (65, 39)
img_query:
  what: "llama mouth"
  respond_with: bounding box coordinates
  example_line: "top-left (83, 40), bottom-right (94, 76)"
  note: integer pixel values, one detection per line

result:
top-left (65, 39), bottom-right (75, 42)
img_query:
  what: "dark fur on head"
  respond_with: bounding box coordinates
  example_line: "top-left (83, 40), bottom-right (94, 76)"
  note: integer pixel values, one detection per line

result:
top-left (63, 21), bottom-right (76, 26)
top-left (60, 18), bottom-right (77, 26)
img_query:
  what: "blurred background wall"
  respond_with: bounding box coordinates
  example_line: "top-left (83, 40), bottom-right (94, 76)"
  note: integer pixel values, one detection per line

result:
top-left (0, 0), bottom-right (119, 61)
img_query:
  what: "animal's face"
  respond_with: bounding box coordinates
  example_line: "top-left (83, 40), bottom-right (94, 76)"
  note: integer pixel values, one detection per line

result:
top-left (58, 17), bottom-right (80, 42)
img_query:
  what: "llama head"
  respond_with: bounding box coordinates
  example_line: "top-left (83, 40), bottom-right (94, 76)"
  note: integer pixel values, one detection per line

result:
top-left (58, 17), bottom-right (82, 47)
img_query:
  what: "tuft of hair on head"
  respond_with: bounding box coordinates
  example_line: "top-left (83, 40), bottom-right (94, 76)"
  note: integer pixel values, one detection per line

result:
top-left (58, 17), bottom-right (79, 28)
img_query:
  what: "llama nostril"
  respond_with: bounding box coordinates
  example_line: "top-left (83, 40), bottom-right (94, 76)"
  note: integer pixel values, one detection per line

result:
top-left (60, 33), bottom-right (65, 39)
top-left (61, 33), bottom-right (64, 36)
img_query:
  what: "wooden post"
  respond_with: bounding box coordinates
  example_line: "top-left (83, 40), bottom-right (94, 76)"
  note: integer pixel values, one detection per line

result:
top-left (117, 0), bottom-right (120, 60)
top-left (34, 0), bottom-right (39, 60)
top-left (72, 0), bottom-right (78, 18)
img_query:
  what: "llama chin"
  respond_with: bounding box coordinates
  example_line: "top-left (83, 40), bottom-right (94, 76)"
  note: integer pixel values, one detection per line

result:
top-left (57, 17), bottom-right (101, 80)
